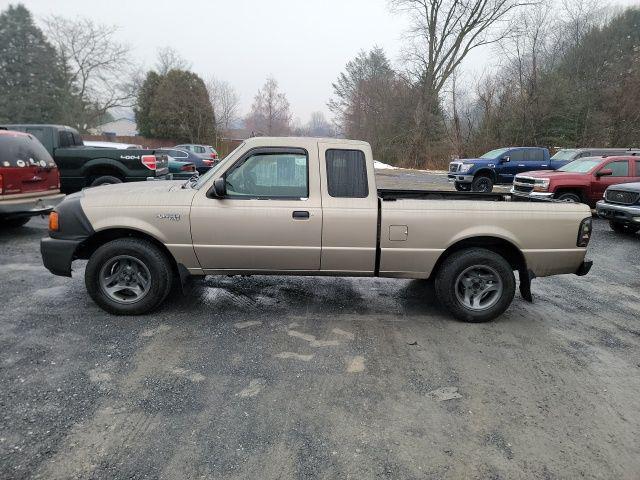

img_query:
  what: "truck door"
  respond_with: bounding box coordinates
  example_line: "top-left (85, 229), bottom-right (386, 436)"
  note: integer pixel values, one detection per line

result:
top-left (190, 146), bottom-right (322, 272)
top-left (318, 143), bottom-right (378, 274)
top-left (496, 149), bottom-right (522, 182)
top-left (591, 159), bottom-right (633, 203)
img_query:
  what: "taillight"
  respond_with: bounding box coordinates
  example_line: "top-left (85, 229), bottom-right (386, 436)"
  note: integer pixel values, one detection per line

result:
top-left (210, 152), bottom-right (218, 159)
top-left (181, 164), bottom-right (195, 172)
top-left (202, 159), bottom-right (214, 166)
top-left (141, 155), bottom-right (157, 170)
top-left (0, 173), bottom-right (3, 194)
top-left (577, 217), bottom-right (592, 247)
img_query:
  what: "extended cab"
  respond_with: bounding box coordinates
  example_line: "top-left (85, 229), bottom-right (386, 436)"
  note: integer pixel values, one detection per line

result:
top-left (41, 138), bottom-right (593, 323)
top-left (0, 124), bottom-right (169, 193)
top-left (512, 155), bottom-right (640, 206)
top-left (448, 147), bottom-right (552, 193)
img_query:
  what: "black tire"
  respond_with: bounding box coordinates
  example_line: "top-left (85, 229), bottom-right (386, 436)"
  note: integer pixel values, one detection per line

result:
top-left (471, 175), bottom-right (494, 193)
top-left (454, 182), bottom-right (471, 192)
top-left (555, 191), bottom-right (581, 203)
top-left (435, 248), bottom-right (516, 323)
top-left (609, 220), bottom-right (640, 235)
top-left (85, 238), bottom-right (173, 315)
top-left (1, 217), bottom-right (31, 228)
top-left (90, 175), bottom-right (122, 187)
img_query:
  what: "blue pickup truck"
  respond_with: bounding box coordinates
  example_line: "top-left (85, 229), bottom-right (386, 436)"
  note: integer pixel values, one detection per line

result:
top-left (448, 147), bottom-right (553, 192)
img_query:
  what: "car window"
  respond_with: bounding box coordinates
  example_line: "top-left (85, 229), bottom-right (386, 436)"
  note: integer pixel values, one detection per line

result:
top-left (72, 133), bottom-right (83, 146)
top-left (509, 150), bottom-right (525, 162)
top-left (524, 150), bottom-right (544, 162)
top-left (551, 149), bottom-right (579, 161)
top-left (58, 131), bottom-right (73, 148)
top-left (0, 134), bottom-right (55, 167)
top-left (326, 149), bottom-right (369, 198)
top-left (480, 148), bottom-right (509, 159)
top-left (169, 149), bottom-right (187, 159)
top-left (226, 152), bottom-right (308, 199)
top-left (636, 160), bottom-right (640, 176)
top-left (602, 160), bottom-right (629, 177)
top-left (25, 128), bottom-right (46, 145)
top-left (193, 146), bottom-right (204, 153)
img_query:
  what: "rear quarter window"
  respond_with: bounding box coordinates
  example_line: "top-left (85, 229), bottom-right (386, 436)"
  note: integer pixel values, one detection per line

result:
top-left (325, 149), bottom-right (369, 198)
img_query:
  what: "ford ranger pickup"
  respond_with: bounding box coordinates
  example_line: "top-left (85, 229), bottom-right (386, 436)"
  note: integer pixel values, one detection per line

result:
top-left (0, 124), bottom-right (169, 193)
top-left (40, 137), bottom-right (593, 322)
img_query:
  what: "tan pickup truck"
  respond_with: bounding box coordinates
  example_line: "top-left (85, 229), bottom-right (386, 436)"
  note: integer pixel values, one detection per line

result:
top-left (41, 137), bottom-right (593, 322)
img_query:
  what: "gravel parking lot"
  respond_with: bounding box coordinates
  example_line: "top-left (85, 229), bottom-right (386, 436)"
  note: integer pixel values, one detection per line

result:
top-left (1, 172), bottom-right (639, 479)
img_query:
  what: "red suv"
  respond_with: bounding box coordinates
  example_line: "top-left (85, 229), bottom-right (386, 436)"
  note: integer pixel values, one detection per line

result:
top-left (511, 155), bottom-right (640, 207)
top-left (0, 130), bottom-right (64, 227)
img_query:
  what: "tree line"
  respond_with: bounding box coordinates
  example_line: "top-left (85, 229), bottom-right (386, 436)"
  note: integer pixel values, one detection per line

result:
top-left (330, 0), bottom-right (640, 168)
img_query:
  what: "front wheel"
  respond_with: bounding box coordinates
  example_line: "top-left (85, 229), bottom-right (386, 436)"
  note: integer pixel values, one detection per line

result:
top-left (454, 182), bottom-right (471, 192)
top-left (609, 221), bottom-right (640, 235)
top-left (85, 238), bottom-right (173, 315)
top-left (555, 192), bottom-right (581, 203)
top-left (435, 248), bottom-right (516, 323)
top-left (471, 175), bottom-right (494, 193)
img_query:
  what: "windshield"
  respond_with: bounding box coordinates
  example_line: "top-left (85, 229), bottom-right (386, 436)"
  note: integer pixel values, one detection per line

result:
top-left (551, 149), bottom-right (579, 161)
top-left (194, 142), bottom-right (245, 189)
top-left (558, 158), bottom-right (602, 173)
top-left (480, 148), bottom-right (509, 159)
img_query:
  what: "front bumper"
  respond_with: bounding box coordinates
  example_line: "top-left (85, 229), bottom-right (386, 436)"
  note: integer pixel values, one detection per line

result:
top-left (0, 192), bottom-right (65, 218)
top-left (510, 188), bottom-right (554, 199)
top-left (447, 174), bottom-right (474, 183)
top-left (596, 200), bottom-right (640, 223)
top-left (41, 237), bottom-right (83, 277)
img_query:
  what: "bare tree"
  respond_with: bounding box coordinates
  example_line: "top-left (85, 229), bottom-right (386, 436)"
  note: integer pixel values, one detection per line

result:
top-left (307, 111), bottom-right (334, 137)
top-left (245, 77), bottom-right (291, 136)
top-left (155, 46), bottom-right (191, 75)
top-left (206, 77), bottom-right (240, 134)
top-left (390, 0), bottom-right (533, 98)
top-left (43, 16), bottom-right (133, 129)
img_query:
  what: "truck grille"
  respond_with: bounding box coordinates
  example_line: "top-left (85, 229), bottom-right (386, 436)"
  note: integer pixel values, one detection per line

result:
top-left (605, 189), bottom-right (639, 205)
top-left (514, 176), bottom-right (536, 185)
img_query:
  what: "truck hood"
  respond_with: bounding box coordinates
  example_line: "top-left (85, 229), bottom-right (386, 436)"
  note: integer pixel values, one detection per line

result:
top-left (517, 170), bottom-right (584, 180)
top-left (455, 158), bottom-right (490, 164)
top-left (80, 180), bottom-right (198, 208)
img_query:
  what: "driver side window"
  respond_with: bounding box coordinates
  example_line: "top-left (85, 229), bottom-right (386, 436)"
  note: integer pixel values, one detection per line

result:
top-left (602, 160), bottom-right (629, 177)
top-left (226, 152), bottom-right (308, 199)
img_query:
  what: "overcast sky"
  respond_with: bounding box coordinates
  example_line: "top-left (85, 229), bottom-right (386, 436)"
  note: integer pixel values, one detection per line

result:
top-left (8, 0), bottom-right (640, 123)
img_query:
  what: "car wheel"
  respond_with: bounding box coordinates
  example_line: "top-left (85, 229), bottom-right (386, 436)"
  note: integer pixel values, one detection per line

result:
top-left (90, 175), bottom-right (122, 187)
top-left (555, 192), bottom-right (581, 203)
top-left (1, 217), bottom-right (31, 228)
top-left (609, 220), bottom-right (640, 235)
top-left (471, 175), bottom-right (494, 193)
top-left (454, 182), bottom-right (471, 192)
top-left (435, 248), bottom-right (516, 323)
top-left (85, 238), bottom-right (173, 315)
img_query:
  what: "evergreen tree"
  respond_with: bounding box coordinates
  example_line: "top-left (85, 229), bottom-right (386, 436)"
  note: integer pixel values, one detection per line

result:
top-left (0, 4), bottom-right (68, 123)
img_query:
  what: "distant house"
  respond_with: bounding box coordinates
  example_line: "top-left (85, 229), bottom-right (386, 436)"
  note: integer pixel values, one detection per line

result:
top-left (89, 118), bottom-right (138, 137)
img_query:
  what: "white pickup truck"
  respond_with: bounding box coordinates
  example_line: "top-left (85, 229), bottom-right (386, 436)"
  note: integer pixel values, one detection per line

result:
top-left (41, 137), bottom-right (593, 322)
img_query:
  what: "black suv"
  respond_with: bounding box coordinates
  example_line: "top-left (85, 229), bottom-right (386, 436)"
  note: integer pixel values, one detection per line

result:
top-left (596, 182), bottom-right (640, 234)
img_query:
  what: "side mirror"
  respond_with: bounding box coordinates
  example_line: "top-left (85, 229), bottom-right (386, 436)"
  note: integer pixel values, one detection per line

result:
top-left (212, 177), bottom-right (227, 197)
top-left (501, 156), bottom-right (511, 163)
top-left (596, 168), bottom-right (613, 177)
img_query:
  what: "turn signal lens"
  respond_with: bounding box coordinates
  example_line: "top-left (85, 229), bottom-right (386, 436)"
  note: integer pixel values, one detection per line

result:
top-left (49, 211), bottom-right (59, 231)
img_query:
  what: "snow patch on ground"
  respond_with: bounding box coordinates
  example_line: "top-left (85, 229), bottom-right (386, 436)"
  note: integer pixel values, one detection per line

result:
top-left (373, 160), bottom-right (397, 170)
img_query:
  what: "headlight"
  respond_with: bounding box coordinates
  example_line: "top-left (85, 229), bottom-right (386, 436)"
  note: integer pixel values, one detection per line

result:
top-left (532, 179), bottom-right (550, 192)
top-left (459, 163), bottom-right (473, 173)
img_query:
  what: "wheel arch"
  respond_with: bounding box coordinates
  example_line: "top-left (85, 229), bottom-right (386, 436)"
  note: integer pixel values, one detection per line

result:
top-left (473, 169), bottom-right (497, 182)
top-left (81, 159), bottom-right (128, 181)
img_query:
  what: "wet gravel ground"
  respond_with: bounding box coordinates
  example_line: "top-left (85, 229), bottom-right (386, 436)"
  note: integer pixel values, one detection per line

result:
top-left (1, 172), bottom-right (639, 479)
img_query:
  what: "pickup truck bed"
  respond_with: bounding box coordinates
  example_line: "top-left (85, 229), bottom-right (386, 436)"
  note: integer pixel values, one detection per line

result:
top-left (41, 137), bottom-right (593, 323)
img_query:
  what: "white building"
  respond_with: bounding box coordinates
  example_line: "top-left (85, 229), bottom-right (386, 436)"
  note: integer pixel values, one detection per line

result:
top-left (89, 118), bottom-right (138, 137)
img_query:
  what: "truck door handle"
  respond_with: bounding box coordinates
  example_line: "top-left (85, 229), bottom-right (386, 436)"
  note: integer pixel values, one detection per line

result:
top-left (292, 211), bottom-right (310, 219)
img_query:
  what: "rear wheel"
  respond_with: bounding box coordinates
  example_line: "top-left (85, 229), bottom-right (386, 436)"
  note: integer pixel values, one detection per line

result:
top-left (454, 182), bottom-right (471, 192)
top-left (85, 238), bottom-right (173, 315)
top-left (435, 248), bottom-right (516, 323)
top-left (1, 217), bottom-right (31, 228)
top-left (90, 175), bottom-right (122, 187)
top-left (471, 175), bottom-right (494, 193)
top-left (609, 221), bottom-right (640, 234)
top-left (555, 191), bottom-right (581, 203)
